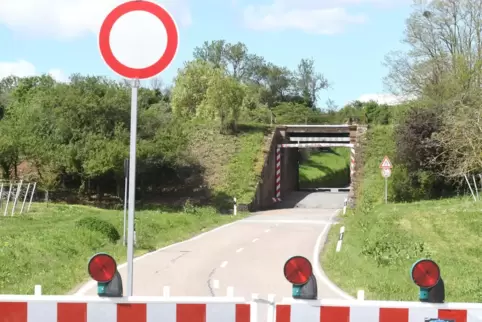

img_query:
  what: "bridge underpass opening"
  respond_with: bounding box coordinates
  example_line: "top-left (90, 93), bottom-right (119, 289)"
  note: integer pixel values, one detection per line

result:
top-left (297, 145), bottom-right (352, 192)
top-left (273, 142), bottom-right (355, 204)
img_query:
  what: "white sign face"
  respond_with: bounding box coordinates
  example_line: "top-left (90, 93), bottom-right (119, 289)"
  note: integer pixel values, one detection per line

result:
top-left (381, 168), bottom-right (391, 178)
top-left (110, 11), bottom-right (169, 69)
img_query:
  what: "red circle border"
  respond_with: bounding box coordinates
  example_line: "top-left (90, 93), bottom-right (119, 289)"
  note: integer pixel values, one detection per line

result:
top-left (99, 0), bottom-right (179, 79)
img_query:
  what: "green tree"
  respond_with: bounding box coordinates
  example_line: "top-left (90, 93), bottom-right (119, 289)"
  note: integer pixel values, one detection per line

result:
top-left (200, 72), bottom-right (245, 133)
top-left (171, 60), bottom-right (219, 117)
top-left (295, 58), bottom-right (329, 108)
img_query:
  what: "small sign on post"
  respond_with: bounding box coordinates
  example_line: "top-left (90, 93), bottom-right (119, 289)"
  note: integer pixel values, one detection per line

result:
top-left (379, 156), bottom-right (393, 204)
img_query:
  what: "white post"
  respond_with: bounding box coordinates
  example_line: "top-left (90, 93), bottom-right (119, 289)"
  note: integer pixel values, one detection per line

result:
top-left (162, 286), bottom-right (170, 297)
top-left (126, 81), bottom-right (139, 296)
top-left (11, 180), bottom-right (23, 215)
top-left (123, 176), bottom-right (128, 246)
top-left (464, 174), bottom-right (476, 201)
top-left (3, 183), bottom-right (12, 216)
top-left (473, 175), bottom-right (479, 200)
top-left (27, 182), bottom-right (36, 212)
top-left (34, 285), bottom-right (42, 296)
top-left (336, 226), bottom-right (345, 252)
top-left (343, 197), bottom-right (347, 215)
top-left (233, 197), bottom-right (237, 216)
top-left (357, 290), bottom-right (365, 300)
top-left (227, 286), bottom-right (234, 297)
top-left (0, 182), bottom-right (3, 209)
top-left (267, 294), bottom-right (276, 322)
top-left (20, 182), bottom-right (31, 214)
top-left (251, 294), bottom-right (259, 322)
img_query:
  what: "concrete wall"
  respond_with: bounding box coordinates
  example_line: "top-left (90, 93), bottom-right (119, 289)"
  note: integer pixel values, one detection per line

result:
top-left (249, 128), bottom-right (301, 211)
top-left (281, 145), bottom-right (299, 198)
top-left (249, 128), bottom-right (281, 211)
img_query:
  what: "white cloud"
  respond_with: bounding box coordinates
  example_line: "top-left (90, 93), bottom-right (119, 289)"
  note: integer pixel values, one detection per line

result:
top-left (47, 69), bottom-right (69, 83)
top-left (244, 6), bottom-right (366, 34)
top-left (0, 0), bottom-right (191, 39)
top-left (0, 0), bottom-right (189, 73)
top-left (0, 60), bottom-right (36, 79)
top-left (242, 0), bottom-right (405, 34)
top-left (0, 60), bottom-right (67, 82)
top-left (356, 93), bottom-right (414, 105)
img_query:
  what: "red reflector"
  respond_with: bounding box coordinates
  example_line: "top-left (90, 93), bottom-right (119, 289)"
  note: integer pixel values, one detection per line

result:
top-left (283, 256), bottom-right (312, 285)
top-left (411, 259), bottom-right (440, 288)
top-left (88, 253), bottom-right (117, 282)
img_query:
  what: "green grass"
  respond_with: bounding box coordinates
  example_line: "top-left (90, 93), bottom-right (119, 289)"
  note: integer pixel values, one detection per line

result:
top-left (0, 121), bottom-right (268, 296)
top-left (220, 125), bottom-right (269, 203)
top-left (0, 203), bottom-right (246, 295)
top-left (322, 197), bottom-right (482, 302)
top-left (188, 122), bottom-right (271, 204)
top-left (299, 147), bottom-right (350, 188)
top-left (321, 125), bottom-right (482, 302)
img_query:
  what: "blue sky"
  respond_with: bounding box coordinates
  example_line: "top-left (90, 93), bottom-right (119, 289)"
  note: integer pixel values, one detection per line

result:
top-left (0, 0), bottom-right (413, 108)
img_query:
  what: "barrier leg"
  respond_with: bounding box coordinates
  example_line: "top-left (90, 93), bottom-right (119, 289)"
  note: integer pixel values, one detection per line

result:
top-left (267, 294), bottom-right (276, 322)
top-left (251, 294), bottom-right (259, 322)
top-left (357, 290), bottom-right (364, 300)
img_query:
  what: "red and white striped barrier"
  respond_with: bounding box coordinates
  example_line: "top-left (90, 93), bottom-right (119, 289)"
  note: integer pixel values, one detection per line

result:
top-left (275, 298), bottom-right (482, 322)
top-left (4, 292), bottom-right (482, 322)
top-left (0, 295), bottom-right (253, 322)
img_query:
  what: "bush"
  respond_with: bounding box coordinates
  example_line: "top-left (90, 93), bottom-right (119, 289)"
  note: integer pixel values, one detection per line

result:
top-left (394, 105), bottom-right (441, 173)
top-left (393, 104), bottom-right (458, 200)
top-left (76, 216), bottom-right (120, 243)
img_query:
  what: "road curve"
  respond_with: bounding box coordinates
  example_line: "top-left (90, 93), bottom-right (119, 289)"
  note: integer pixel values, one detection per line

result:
top-left (76, 192), bottom-right (351, 320)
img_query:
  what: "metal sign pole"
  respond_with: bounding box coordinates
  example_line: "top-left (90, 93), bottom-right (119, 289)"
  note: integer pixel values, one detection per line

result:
top-left (126, 80), bottom-right (139, 296)
top-left (384, 176), bottom-right (388, 204)
top-left (123, 176), bottom-right (128, 246)
top-left (123, 158), bottom-right (129, 246)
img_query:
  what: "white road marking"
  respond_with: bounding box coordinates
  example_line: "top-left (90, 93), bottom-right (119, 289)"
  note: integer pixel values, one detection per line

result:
top-left (236, 248), bottom-right (244, 253)
top-left (312, 209), bottom-right (354, 300)
top-left (264, 229), bottom-right (270, 232)
top-left (75, 218), bottom-right (243, 295)
top-left (252, 238), bottom-right (259, 243)
top-left (242, 219), bottom-right (330, 225)
top-left (220, 261), bottom-right (228, 268)
top-left (213, 280), bottom-right (219, 289)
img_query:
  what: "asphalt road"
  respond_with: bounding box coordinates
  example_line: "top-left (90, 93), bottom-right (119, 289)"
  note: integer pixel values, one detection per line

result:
top-left (76, 191), bottom-right (351, 320)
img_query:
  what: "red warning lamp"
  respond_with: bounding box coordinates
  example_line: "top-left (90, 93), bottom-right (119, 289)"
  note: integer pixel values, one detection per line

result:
top-left (283, 255), bottom-right (317, 299)
top-left (411, 259), bottom-right (440, 289)
top-left (410, 259), bottom-right (444, 303)
top-left (284, 256), bottom-right (313, 285)
top-left (88, 253), bottom-right (117, 283)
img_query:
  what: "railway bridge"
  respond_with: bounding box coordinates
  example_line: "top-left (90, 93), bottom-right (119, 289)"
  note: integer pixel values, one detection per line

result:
top-left (250, 124), bottom-right (366, 211)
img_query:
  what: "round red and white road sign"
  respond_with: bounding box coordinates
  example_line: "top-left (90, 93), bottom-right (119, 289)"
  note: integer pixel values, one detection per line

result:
top-left (99, 0), bottom-right (179, 79)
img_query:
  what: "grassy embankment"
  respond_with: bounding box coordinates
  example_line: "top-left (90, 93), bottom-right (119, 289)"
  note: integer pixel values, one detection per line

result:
top-left (321, 125), bottom-right (482, 302)
top-left (0, 122), bottom-right (271, 295)
top-left (299, 147), bottom-right (350, 188)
